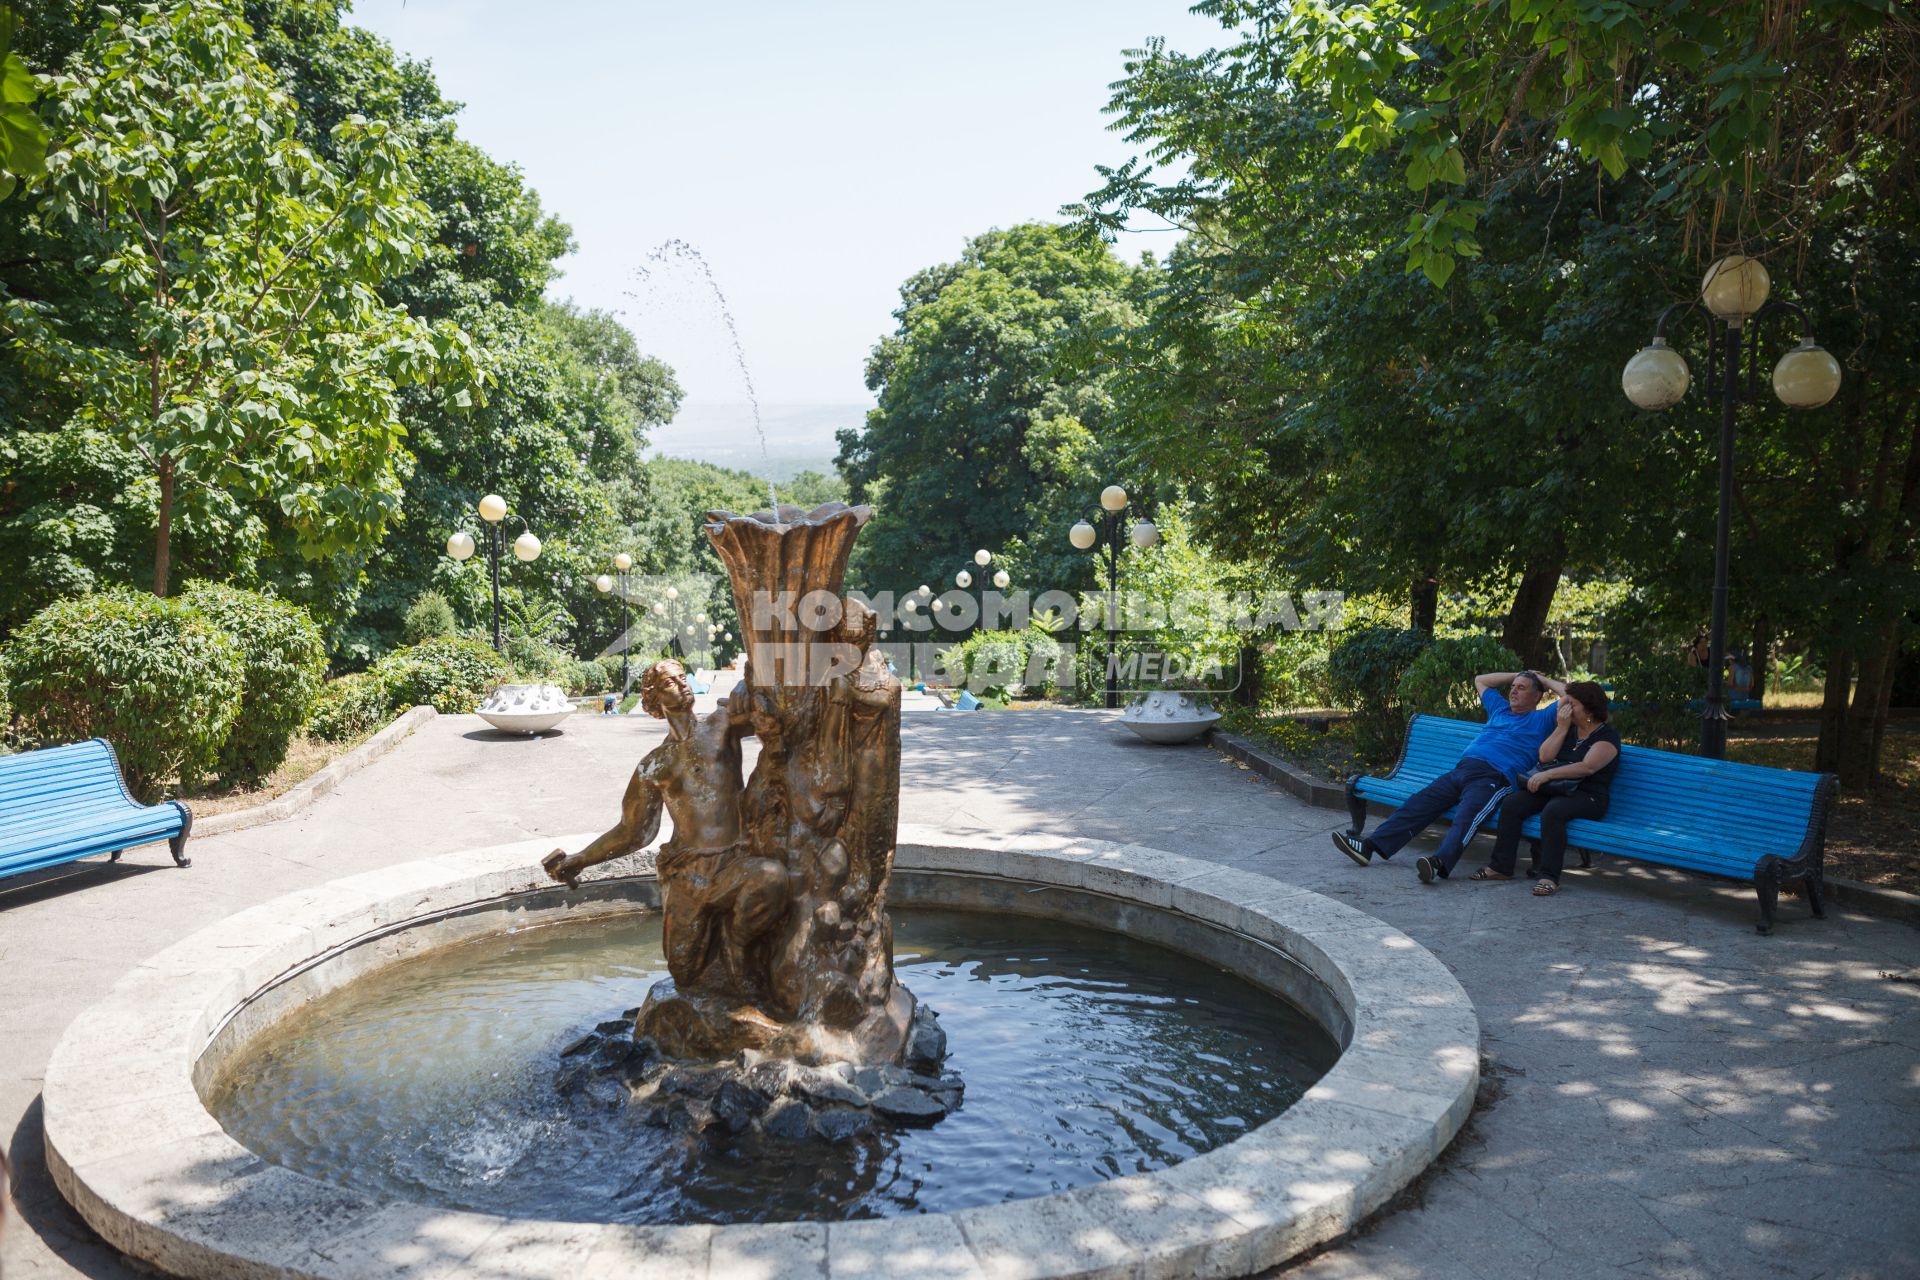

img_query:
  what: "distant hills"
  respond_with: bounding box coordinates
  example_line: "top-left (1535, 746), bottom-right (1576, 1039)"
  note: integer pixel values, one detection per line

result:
top-left (648, 402), bottom-right (869, 481)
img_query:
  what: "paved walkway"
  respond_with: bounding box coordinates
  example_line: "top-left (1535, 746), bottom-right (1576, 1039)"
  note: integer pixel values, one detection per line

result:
top-left (3, 711), bottom-right (1916, 1280)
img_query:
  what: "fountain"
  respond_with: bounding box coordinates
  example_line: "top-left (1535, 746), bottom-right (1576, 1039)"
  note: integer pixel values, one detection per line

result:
top-left (39, 500), bottom-right (1481, 1277)
top-left (539, 500), bottom-right (958, 1132)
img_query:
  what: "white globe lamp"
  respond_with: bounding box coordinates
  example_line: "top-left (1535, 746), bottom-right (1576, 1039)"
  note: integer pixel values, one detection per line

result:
top-left (1130, 520), bottom-right (1159, 549)
top-left (1622, 338), bottom-right (1692, 410)
top-left (1069, 521), bottom-right (1097, 550)
top-left (477, 493), bottom-right (508, 524)
top-left (1701, 254), bottom-right (1771, 322)
top-left (446, 531), bottom-right (476, 562)
top-left (1772, 339), bottom-right (1842, 409)
top-left (512, 532), bottom-right (541, 562)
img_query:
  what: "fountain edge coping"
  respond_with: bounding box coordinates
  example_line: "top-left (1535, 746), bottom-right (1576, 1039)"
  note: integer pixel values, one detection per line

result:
top-left (41, 828), bottom-right (1480, 1280)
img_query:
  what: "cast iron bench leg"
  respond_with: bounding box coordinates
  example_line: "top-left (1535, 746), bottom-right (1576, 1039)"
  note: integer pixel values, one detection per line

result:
top-left (169, 807), bottom-right (193, 869)
top-left (1344, 777), bottom-right (1367, 837)
top-left (1754, 858), bottom-right (1780, 935)
top-left (1805, 867), bottom-right (1827, 919)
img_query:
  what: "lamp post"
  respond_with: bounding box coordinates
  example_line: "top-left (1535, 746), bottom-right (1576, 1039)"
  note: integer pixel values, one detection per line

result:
top-left (445, 493), bottom-right (541, 653)
top-left (593, 551), bottom-right (635, 693)
top-left (1068, 484), bottom-right (1158, 709)
top-left (1622, 254), bottom-right (1840, 758)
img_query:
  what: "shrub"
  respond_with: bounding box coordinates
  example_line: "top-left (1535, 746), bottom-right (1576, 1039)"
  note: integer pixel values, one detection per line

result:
top-left (306, 672), bottom-right (394, 743)
top-left (1023, 627), bottom-right (1064, 696)
top-left (180, 581), bottom-right (327, 785)
top-left (1291, 649), bottom-right (1333, 709)
top-left (7, 589), bottom-right (243, 800)
top-left (504, 635), bottom-right (575, 685)
top-left (373, 636), bottom-right (511, 714)
top-left (1603, 592), bottom-right (1707, 752)
top-left (939, 631), bottom-right (1039, 699)
top-left (1396, 635), bottom-right (1525, 720)
top-left (1328, 627), bottom-right (1432, 761)
top-left (568, 656), bottom-right (624, 695)
top-left (1611, 652), bottom-right (1705, 753)
top-left (402, 590), bottom-right (458, 645)
top-left (1262, 634), bottom-right (1333, 710)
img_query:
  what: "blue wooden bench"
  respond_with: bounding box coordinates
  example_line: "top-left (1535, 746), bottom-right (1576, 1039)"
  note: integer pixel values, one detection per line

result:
top-left (1344, 715), bottom-right (1835, 934)
top-left (0, 739), bottom-right (193, 883)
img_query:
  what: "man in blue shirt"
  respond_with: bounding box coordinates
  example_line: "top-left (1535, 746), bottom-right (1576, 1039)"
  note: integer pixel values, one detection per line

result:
top-left (1333, 670), bottom-right (1565, 883)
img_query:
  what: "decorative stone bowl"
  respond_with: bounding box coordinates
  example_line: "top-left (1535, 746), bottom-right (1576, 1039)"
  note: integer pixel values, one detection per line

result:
top-left (476, 683), bottom-right (575, 734)
top-left (1121, 690), bottom-right (1222, 744)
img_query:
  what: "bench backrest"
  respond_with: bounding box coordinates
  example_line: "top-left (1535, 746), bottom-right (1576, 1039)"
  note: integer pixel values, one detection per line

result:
top-left (0, 738), bottom-right (140, 821)
top-left (1391, 714), bottom-right (1830, 858)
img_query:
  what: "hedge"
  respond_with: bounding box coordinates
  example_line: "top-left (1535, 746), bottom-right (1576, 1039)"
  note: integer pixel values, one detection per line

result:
top-left (372, 636), bottom-right (511, 714)
top-left (306, 672), bottom-right (394, 743)
top-left (181, 581), bottom-right (327, 785)
top-left (7, 589), bottom-right (244, 800)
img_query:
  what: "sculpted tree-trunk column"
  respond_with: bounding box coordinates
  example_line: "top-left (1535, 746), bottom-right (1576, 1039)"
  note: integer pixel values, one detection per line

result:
top-left (545, 502), bottom-right (915, 1068)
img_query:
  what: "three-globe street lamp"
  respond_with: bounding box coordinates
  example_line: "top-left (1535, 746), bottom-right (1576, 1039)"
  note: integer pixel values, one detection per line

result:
top-left (1622, 254), bottom-right (1841, 758)
top-left (445, 493), bottom-right (541, 653)
top-left (593, 552), bottom-right (635, 693)
top-left (1068, 484), bottom-right (1159, 710)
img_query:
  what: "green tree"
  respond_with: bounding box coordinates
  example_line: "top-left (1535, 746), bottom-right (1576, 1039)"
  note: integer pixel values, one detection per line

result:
top-left (237, 0), bottom-right (680, 661)
top-left (1272, 0), bottom-right (1912, 283)
top-left (836, 223), bottom-right (1154, 601)
top-left (5, 1), bottom-right (476, 597)
top-left (0, 5), bottom-right (47, 198)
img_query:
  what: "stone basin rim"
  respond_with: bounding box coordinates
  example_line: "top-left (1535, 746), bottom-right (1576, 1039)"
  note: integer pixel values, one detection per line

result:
top-left (41, 826), bottom-right (1480, 1280)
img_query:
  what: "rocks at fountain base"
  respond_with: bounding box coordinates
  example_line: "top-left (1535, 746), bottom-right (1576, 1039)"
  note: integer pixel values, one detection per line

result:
top-left (553, 1004), bottom-right (959, 1144)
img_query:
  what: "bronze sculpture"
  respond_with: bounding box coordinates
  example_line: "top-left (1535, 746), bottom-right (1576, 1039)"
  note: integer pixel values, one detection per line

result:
top-left (544, 502), bottom-right (915, 1067)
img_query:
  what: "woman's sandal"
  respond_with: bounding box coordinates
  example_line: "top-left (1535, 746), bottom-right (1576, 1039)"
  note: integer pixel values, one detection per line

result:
top-left (1468, 869), bottom-right (1512, 881)
top-left (1533, 879), bottom-right (1560, 896)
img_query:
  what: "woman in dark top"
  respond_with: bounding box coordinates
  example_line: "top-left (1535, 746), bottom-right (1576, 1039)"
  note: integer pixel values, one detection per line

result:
top-left (1472, 681), bottom-right (1622, 895)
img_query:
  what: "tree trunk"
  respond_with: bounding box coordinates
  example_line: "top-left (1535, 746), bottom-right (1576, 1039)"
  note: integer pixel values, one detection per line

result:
top-left (1234, 636), bottom-right (1265, 708)
top-left (1409, 572), bottom-right (1438, 633)
top-left (1841, 619), bottom-right (1900, 790)
top-left (1815, 646), bottom-right (1852, 775)
top-left (153, 455), bottom-right (175, 597)
top-left (1750, 614), bottom-right (1773, 707)
top-left (1502, 556), bottom-right (1562, 671)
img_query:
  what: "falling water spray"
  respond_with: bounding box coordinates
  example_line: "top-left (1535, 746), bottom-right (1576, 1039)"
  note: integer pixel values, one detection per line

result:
top-left (628, 240), bottom-right (779, 514)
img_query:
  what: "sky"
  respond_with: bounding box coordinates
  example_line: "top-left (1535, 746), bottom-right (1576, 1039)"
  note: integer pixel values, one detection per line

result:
top-left (346, 1), bottom-right (1225, 422)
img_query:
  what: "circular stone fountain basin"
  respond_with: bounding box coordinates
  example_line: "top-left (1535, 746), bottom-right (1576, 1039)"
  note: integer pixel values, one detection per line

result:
top-left (204, 908), bottom-right (1337, 1225)
top-left (43, 827), bottom-right (1479, 1280)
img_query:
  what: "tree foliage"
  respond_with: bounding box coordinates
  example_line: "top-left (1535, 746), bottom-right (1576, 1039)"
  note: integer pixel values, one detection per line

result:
top-left (836, 223), bottom-right (1154, 601)
top-left (1269, 0), bottom-right (1914, 284)
top-left (6, 0), bottom-right (478, 596)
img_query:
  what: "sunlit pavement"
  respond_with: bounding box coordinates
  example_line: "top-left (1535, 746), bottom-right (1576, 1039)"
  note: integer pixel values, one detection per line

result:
top-left (3, 709), bottom-right (1915, 1279)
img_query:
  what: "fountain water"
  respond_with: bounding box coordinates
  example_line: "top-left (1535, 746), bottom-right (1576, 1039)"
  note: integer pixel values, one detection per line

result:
top-left (627, 239), bottom-right (780, 513)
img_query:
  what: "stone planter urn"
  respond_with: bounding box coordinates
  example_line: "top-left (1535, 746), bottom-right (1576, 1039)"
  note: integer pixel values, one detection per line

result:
top-left (1120, 690), bottom-right (1221, 744)
top-left (476, 683), bottom-right (575, 735)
